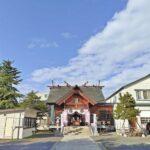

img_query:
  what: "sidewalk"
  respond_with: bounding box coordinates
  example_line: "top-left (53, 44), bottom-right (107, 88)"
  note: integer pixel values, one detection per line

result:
top-left (51, 136), bottom-right (105, 150)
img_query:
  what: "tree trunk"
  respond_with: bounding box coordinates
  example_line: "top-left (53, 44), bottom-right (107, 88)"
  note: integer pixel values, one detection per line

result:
top-left (136, 120), bottom-right (145, 135)
top-left (122, 119), bottom-right (125, 129)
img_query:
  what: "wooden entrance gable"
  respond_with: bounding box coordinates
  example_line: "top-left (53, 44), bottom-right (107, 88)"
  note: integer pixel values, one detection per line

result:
top-left (56, 86), bottom-right (96, 108)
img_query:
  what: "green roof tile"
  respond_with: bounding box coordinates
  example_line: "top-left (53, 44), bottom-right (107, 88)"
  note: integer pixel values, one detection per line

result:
top-left (46, 86), bottom-right (105, 104)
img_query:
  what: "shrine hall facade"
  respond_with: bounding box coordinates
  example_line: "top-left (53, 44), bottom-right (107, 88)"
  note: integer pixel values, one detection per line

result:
top-left (46, 85), bottom-right (114, 126)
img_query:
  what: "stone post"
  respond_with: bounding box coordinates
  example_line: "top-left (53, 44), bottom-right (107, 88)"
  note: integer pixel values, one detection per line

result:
top-left (61, 113), bottom-right (64, 133)
top-left (93, 114), bottom-right (98, 135)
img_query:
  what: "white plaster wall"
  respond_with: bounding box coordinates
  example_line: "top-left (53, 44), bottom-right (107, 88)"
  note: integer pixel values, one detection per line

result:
top-left (107, 76), bottom-right (150, 130)
top-left (108, 77), bottom-right (150, 105)
top-left (0, 112), bottom-right (24, 139)
top-left (137, 106), bottom-right (150, 111)
top-left (0, 115), bottom-right (6, 138)
top-left (140, 110), bottom-right (150, 117)
top-left (12, 112), bottom-right (24, 139)
top-left (113, 103), bottom-right (130, 130)
top-left (106, 94), bottom-right (119, 104)
top-left (115, 119), bottom-right (129, 130)
top-left (108, 77), bottom-right (150, 104)
top-left (118, 77), bottom-right (150, 103)
top-left (0, 108), bottom-right (39, 139)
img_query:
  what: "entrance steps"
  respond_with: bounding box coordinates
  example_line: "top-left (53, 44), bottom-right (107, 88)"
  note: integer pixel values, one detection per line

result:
top-left (63, 126), bottom-right (92, 137)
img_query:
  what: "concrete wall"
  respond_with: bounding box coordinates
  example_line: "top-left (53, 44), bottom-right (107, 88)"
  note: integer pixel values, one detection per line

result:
top-left (0, 111), bottom-right (24, 139)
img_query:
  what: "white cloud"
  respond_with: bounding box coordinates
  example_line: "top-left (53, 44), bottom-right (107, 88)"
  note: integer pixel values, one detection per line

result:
top-left (17, 80), bottom-right (48, 94)
top-left (17, 82), bottom-right (36, 94)
top-left (30, 0), bottom-right (150, 97)
top-left (61, 32), bottom-right (77, 39)
top-left (28, 38), bottom-right (59, 49)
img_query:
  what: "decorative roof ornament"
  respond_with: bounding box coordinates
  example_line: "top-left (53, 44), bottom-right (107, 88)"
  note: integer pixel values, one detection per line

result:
top-left (64, 81), bottom-right (71, 87)
top-left (82, 81), bottom-right (88, 86)
top-left (52, 80), bottom-right (54, 87)
top-left (73, 85), bottom-right (80, 90)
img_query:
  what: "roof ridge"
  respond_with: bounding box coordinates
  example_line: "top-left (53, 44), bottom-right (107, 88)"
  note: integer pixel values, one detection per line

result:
top-left (106, 73), bottom-right (150, 100)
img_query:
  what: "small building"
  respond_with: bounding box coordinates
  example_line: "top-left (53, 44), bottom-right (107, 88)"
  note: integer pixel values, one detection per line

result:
top-left (107, 74), bottom-right (150, 131)
top-left (36, 111), bottom-right (49, 130)
top-left (0, 108), bottom-right (39, 139)
top-left (36, 92), bottom-right (49, 101)
top-left (35, 92), bottom-right (49, 129)
top-left (46, 85), bottom-right (114, 127)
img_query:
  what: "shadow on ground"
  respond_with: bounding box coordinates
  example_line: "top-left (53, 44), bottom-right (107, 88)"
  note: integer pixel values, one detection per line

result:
top-left (0, 137), bottom-right (101, 150)
top-left (0, 134), bottom-right (63, 150)
top-left (26, 133), bottom-right (63, 138)
top-left (0, 141), bottom-right (55, 150)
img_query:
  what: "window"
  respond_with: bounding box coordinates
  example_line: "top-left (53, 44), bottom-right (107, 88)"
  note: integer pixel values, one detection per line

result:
top-left (143, 91), bottom-right (150, 99)
top-left (98, 111), bottom-right (112, 120)
top-left (106, 114), bottom-right (110, 119)
top-left (136, 91), bottom-right (142, 99)
top-left (24, 117), bottom-right (36, 128)
top-left (141, 117), bottom-right (150, 124)
top-left (99, 110), bottom-right (106, 120)
top-left (98, 110), bottom-right (114, 125)
top-left (136, 90), bottom-right (150, 100)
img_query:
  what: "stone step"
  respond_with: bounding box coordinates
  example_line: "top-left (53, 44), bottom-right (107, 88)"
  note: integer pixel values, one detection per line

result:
top-left (63, 126), bottom-right (92, 136)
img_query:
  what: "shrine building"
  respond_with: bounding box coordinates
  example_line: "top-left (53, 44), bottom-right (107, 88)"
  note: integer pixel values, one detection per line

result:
top-left (46, 84), bottom-right (114, 126)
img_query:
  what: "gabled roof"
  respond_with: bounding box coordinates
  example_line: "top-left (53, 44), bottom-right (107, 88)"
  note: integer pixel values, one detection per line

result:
top-left (107, 74), bottom-right (150, 100)
top-left (46, 85), bottom-right (105, 104)
top-left (56, 89), bottom-right (96, 105)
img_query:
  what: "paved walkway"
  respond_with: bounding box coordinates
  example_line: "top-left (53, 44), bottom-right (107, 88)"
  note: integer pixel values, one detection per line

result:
top-left (51, 136), bottom-right (104, 150)
top-left (0, 136), bottom-right (62, 150)
top-left (92, 132), bottom-right (150, 150)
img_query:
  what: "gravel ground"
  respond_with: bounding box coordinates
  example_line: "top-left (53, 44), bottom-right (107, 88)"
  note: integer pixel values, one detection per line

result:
top-left (91, 132), bottom-right (150, 150)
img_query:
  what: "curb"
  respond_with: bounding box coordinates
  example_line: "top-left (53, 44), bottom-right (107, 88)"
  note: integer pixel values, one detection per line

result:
top-left (89, 137), bottom-right (107, 150)
top-left (98, 142), bottom-right (108, 150)
top-left (50, 142), bottom-right (59, 150)
top-left (50, 136), bottom-right (64, 150)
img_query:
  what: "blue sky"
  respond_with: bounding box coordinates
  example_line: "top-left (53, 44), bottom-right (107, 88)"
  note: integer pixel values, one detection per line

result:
top-left (0, 0), bottom-right (127, 74)
top-left (0, 0), bottom-right (150, 96)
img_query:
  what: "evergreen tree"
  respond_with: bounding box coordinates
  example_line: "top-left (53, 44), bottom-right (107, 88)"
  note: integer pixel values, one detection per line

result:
top-left (0, 60), bottom-right (22, 108)
top-left (20, 91), bottom-right (48, 111)
top-left (0, 100), bottom-right (16, 109)
top-left (114, 92), bottom-right (140, 128)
